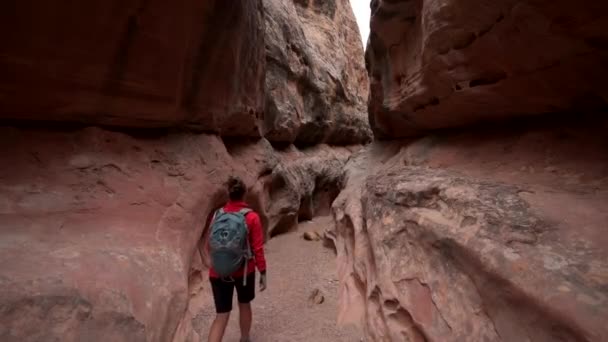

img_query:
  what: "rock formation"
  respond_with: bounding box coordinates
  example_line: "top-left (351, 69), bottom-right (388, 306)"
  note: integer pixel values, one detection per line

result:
top-left (332, 0), bottom-right (608, 341)
top-left (0, 0), bottom-right (369, 341)
top-left (263, 0), bottom-right (371, 145)
top-left (0, 0), bottom-right (265, 136)
top-left (334, 125), bottom-right (608, 341)
top-left (0, 128), bottom-right (357, 342)
top-left (366, 0), bottom-right (608, 138)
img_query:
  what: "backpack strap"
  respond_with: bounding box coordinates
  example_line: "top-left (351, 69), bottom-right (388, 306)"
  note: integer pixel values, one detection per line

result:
top-left (238, 208), bottom-right (252, 216)
top-left (212, 208), bottom-right (224, 222)
top-left (238, 208), bottom-right (253, 287)
top-left (239, 208), bottom-right (253, 258)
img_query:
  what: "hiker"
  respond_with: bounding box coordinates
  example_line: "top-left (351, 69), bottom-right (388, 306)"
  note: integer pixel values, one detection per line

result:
top-left (208, 176), bottom-right (267, 342)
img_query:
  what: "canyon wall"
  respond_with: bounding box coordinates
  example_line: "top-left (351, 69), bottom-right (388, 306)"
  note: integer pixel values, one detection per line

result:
top-left (334, 123), bottom-right (608, 341)
top-left (264, 0), bottom-right (371, 145)
top-left (332, 0), bottom-right (608, 341)
top-left (0, 0), bottom-right (368, 341)
top-left (0, 0), bottom-right (265, 135)
top-left (365, 0), bottom-right (608, 138)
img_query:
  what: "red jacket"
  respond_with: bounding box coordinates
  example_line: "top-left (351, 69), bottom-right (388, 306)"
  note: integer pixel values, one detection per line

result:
top-left (208, 201), bottom-right (267, 278)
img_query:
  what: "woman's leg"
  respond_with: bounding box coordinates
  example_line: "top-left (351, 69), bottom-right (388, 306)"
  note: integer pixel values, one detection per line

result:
top-left (235, 272), bottom-right (256, 341)
top-left (238, 302), bottom-right (252, 341)
top-left (209, 277), bottom-right (235, 342)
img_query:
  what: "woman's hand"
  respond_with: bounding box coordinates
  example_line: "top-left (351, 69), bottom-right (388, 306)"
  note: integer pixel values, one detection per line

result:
top-left (259, 273), bottom-right (267, 292)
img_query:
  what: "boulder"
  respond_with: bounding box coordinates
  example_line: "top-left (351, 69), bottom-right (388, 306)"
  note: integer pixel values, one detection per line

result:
top-left (263, 0), bottom-right (371, 145)
top-left (308, 289), bottom-right (325, 306)
top-left (302, 231), bottom-right (322, 241)
top-left (0, 0), bottom-right (265, 135)
top-left (366, 0), bottom-right (608, 138)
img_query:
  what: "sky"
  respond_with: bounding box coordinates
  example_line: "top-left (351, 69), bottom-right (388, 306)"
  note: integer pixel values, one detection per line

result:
top-left (349, 0), bottom-right (370, 47)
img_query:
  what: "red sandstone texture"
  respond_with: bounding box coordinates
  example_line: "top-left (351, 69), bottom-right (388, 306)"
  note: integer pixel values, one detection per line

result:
top-left (0, 0), bottom-right (369, 341)
top-left (332, 120), bottom-right (608, 341)
top-left (263, 0), bottom-right (371, 145)
top-left (366, 0), bottom-right (608, 138)
top-left (0, 127), bottom-right (357, 342)
top-left (332, 2), bottom-right (608, 339)
top-left (0, 1), bottom-right (265, 135)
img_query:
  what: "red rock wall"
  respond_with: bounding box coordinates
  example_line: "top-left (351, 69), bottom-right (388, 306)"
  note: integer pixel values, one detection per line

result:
top-left (333, 120), bottom-right (608, 341)
top-left (0, 127), bottom-right (355, 342)
top-left (0, 1), bottom-right (370, 340)
top-left (366, 0), bottom-right (608, 138)
top-left (263, 0), bottom-right (371, 145)
top-left (0, 0), bottom-right (265, 136)
top-left (331, 0), bottom-right (608, 340)
top-left (0, 128), bottom-right (235, 342)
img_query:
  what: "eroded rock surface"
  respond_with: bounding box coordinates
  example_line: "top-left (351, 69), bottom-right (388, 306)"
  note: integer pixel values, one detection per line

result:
top-left (0, 128), bottom-right (234, 342)
top-left (332, 121), bottom-right (608, 341)
top-left (264, 144), bottom-right (355, 237)
top-left (366, 0), bottom-right (608, 138)
top-left (263, 0), bottom-right (371, 145)
top-left (0, 0), bottom-right (371, 340)
top-left (0, 127), bottom-right (358, 342)
top-left (350, 4), bottom-right (608, 337)
top-left (0, 0), bottom-right (265, 135)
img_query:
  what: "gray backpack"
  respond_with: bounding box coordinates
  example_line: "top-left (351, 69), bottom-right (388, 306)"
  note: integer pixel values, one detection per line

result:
top-left (209, 208), bottom-right (252, 285)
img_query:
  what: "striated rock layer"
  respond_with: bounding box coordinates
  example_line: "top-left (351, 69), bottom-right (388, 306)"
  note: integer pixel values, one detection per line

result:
top-left (366, 0), bottom-right (608, 138)
top-left (263, 0), bottom-right (371, 145)
top-left (332, 119), bottom-right (608, 341)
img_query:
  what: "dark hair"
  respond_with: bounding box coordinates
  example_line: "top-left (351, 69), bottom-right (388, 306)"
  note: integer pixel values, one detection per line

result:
top-left (227, 176), bottom-right (246, 201)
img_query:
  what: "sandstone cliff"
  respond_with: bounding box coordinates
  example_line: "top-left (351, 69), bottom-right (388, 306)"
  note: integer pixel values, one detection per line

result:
top-left (331, 0), bottom-right (608, 341)
top-left (333, 124), bottom-right (608, 341)
top-left (0, 0), bottom-right (369, 341)
top-left (0, 128), bottom-right (356, 342)
top-left (366, 0), bottom-right (608, 138)
top-left (0, 1), bottom-right (265, 136)
top-left (264, 0), bottom-right (371, 145)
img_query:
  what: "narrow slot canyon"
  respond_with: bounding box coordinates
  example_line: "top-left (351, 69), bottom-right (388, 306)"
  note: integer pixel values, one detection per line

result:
top-left (188, 197), bottom-right (354, 341)
top-left (185, 162), bottom-right (350, 340)
top-left (1, 0), bottom-right (608, 341)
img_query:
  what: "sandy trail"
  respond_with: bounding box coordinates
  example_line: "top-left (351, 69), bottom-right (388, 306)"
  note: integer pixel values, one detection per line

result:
top-left (191, 216), bottom-right (361, 342)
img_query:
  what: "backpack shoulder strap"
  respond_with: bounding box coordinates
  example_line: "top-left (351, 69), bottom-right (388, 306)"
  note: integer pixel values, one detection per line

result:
top-left (212, 208), bottom-right (224, 221)
top-left (238, 208), bottom-right (252, 216)
top-left (238, 208), bottom-right (254, 274)
top-left (238, 208), bottom-right (253, 238)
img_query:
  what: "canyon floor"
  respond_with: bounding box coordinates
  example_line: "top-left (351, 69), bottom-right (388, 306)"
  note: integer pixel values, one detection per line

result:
top-left (191, 216), bottom-right (361, 341)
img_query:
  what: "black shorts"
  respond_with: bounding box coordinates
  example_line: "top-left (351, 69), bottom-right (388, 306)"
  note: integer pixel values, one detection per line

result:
top-left (210, 272), bottom-right (256, 313)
